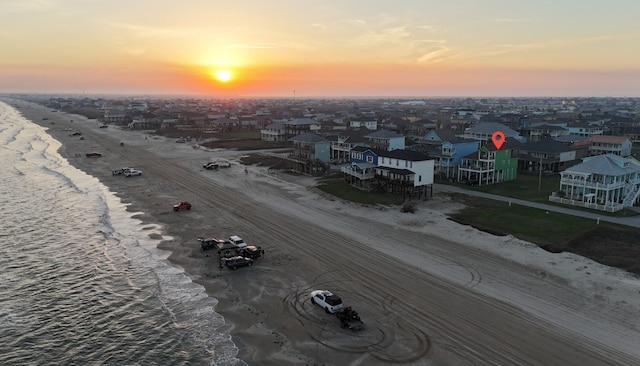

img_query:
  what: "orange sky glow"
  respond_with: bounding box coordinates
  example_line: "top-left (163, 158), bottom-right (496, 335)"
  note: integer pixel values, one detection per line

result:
top-left (1, 1), bottom-right (639, 97)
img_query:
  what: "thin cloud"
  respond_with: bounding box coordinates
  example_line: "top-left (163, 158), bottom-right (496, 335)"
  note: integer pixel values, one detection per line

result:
top-left (227, 43), bottom-right (275, 49)
top-left (452, 33), bottom-right (632, 65)
top-left (493, 18), bottom-right (535, 23)
top-left (3, 0), bottom-right (52, 11)
top-left (105, 21), bottom-right (194, 40)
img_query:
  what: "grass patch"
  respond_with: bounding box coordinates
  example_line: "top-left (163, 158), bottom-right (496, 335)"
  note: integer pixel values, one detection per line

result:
top-left (316, 180), bottom-right (403, 206)
top-left (449, 194), bottom-right (601, 245)
top-left (239, 153), bottom-right (290, 169)
top-left (440, 174), bottom-right (638, 217)
top-left (445, 174), bottom-right (560, 202)
top-left (203, 138), bottom-right (287, 150)
top-left (449, 194), bottom-right (640, 274)
top-left (214, 129), bottom-right (262, 139)
top-left (566, 227), bottom-right (640, 274)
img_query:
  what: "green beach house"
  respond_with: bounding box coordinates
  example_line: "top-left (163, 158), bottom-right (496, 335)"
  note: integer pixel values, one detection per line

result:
top-left (458, 138), bottom-right (520, 186)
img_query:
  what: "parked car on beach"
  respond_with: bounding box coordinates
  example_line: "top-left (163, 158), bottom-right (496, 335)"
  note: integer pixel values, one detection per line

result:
top-left (124, 169), bottom-right (143, 177)
top-left (229, 235), bottom-right (247, 248)
top-left (113, 167), bottom-right (134, 175)
top-left (86, 152), bottom-right (102, 158)
top-left (198, 237), bottom-right (226, 251)
top-left (173, 201), bottom-right (192, 211)
top-left (239, 245), bottom-right (264, 259)
top-left (310, 290), bottom-right (344, 313)
top-left (223, 256), bottom-right (254, 270)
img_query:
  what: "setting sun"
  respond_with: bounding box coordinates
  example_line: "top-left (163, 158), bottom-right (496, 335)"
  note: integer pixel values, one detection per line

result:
top-left (215, 69), bottom-right (233, 82)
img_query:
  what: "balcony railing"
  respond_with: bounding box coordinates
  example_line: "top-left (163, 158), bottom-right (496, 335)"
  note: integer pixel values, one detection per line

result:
top-left (459, 164), bottom-right (492, 172)
top-left (340, 166), bottom-right (375, 180)
top-left (559, 178), bottom-right (626, 189)
top-left (331, 143), bottom-right (352, 151)
top-left (548, 196), bottom-right (623, 212)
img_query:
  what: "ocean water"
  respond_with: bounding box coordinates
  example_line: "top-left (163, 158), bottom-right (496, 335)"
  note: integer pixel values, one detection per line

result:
top-left (0, 101), bottom-right (244, 366)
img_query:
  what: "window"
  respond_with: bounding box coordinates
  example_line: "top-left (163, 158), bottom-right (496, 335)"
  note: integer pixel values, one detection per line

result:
top-left (366, 156), bottom-right (373, 163)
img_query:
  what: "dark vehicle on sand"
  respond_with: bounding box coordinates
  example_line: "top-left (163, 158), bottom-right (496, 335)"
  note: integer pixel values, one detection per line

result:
top-left (198, 237), bottom-right (225, 251)
top-left (223, 256), bottom-right (254, 270)
top-left (336, 307), bottom-right (364, 330)
top-left (203, 162), bottom-right (219, 170)
top-left (173, 201), bottom-right (192, 211)
top-left (239, 245), bottom-right (264, 259)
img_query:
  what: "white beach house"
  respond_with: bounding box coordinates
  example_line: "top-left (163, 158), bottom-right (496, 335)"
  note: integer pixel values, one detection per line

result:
top-left (549, 154), bottom-right (640, 212)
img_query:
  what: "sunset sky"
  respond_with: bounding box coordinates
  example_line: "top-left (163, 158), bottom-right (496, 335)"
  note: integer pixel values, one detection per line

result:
top-left (1, 0), bottom-right (639, 98)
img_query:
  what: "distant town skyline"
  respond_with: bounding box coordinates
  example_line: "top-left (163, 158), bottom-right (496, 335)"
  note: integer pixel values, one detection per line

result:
top-left (1, 1), bottom-right (639, 98)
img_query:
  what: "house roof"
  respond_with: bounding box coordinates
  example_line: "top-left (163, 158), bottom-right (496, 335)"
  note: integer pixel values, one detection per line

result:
top-left (413, 118), bottom-right (437, 126)
top-left (430, 129), bottom-right (457, 141)
top-left (484, 137), bottom-right (522, 151)
top-left (365, 129), bottom-right (403, 139)
top-left (465, 122), bottom-right (518, 136)
top-left (288, 132), bottom-right (328, 143)
top-left (379, 149), bottom-right (430, 161)
top-left (337, 128), bottom-right (369, 143)
top-left (352, 145), bottom-right (375, 153)
top-left (264, 122), bottom-right (285, 129)
top-left (567, 121), bottom-right (598, 128)
top-left (286, 118), bottom-right (318, 126)
top-left (351, 146), bottom-right (431, 162)
top-left (590, 135), bottom-right (630, 144)
top-left (530, 124), bottom-right (568, 131)
top-left (461, 137), bottom-right (520, 159)
top-left (565, 154), bottom-right (640, 176)
top-left (520, 138), bottom-right (573, 153)
top-left (554, 134), bottom-right (591, 143)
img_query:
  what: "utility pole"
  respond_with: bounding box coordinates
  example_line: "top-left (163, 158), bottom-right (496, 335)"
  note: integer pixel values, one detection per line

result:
top-left (538, 155), bottom-right (543, 195)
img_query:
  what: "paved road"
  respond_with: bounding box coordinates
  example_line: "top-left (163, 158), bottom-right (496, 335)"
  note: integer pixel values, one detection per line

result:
top-left (435, 184), bottom-right (640, 228)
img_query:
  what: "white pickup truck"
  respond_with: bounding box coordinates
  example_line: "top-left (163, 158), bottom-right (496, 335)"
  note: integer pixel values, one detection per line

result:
top-left (229, 235), bottom-right (247, 248)
top-left (112, 167), bottom-right (133, 175)
top-left (124, 169), bottom-right (143, 177)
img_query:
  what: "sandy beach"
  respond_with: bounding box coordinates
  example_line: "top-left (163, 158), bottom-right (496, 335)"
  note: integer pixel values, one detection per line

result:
top-left (8, 98), bottom-right (640, 365)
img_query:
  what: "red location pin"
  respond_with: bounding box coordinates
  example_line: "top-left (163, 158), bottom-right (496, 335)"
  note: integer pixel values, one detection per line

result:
top-left (491, 131), bottom-right (505, 150)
